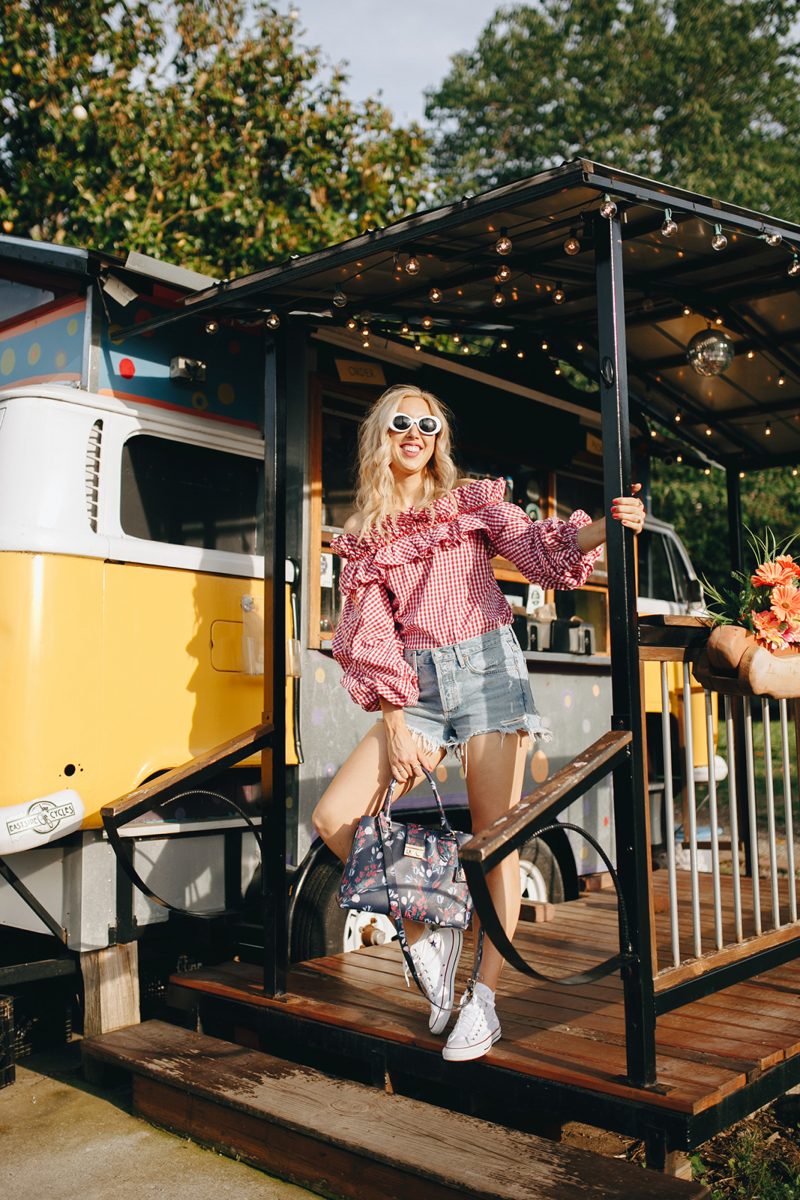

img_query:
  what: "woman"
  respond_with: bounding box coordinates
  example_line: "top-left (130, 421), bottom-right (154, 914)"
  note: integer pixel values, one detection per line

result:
top-left (312, 383), bottom-right (644, 1062)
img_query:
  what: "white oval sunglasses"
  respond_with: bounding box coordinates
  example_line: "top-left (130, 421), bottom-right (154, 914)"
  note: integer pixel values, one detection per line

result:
top-left (388, 412), bottom-right (442, 436)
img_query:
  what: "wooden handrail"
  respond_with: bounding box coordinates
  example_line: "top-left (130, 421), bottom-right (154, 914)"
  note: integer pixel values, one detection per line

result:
top-left (461, 730), bottom-right (632, 873)
top-left (101, 722), bottom-right (274, 827)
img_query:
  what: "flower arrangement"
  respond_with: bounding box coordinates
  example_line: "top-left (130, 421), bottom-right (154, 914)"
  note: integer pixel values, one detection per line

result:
top-left (703, 529), bottom-right (800, 653)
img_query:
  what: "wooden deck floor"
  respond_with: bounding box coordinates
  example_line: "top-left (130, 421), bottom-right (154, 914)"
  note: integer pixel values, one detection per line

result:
top-left (170, 872), bottom-right (800, 1146)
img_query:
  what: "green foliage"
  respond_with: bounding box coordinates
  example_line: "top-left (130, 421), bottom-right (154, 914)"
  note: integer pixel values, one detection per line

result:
top-left (649, 462), bottom-right (800, 596)
top-left (0, 1), bottom-right (429, 275)
top-left (425, 0), bottom-right (800, 218)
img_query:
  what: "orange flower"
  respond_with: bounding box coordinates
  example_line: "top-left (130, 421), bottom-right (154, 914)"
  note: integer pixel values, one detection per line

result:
top-left (753, 608), bottom-right (787, 650)
top-left (770, 583), bottom-right (800, 623)
top-left (775, 554), bottom-right (800, 580)
top-left (751, 559), bottom-right (797, 587)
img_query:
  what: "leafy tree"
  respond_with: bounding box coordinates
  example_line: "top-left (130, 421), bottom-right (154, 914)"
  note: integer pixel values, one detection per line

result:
top-left (0, 1), bottom-right (428, 275)
top-left (650, 461), bottom-right (800, 592)
top-left (425, 0), bottom-right (800, 219)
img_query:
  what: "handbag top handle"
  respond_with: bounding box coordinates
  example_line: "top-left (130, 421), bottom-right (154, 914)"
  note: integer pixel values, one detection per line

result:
top-left (382, 765), bottom-right (452, 832)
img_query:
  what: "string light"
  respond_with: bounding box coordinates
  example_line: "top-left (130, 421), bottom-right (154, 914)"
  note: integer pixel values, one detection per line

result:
top-left (683, 306), bottom-right (692, 316)
top-left (705, 427), bottom-right (713, 437)
top-left (405, 252), bottom-right (421, 276)
top-left (600, 194), bottom-right (617, 219)
top-left (204, 319), bottom-right (220, 335)
top-left (516, 350), bottom-right (525, 359)
top-left (429, 286), bottom-right (443, 303)
top-left (704, 467), bottom-right (711, 475)
top-left (765, 421), bottom-right (773, 435)
top-left (461, 343), bottom-right (470, 354)
top-left (362, 337), bottom-right (370, 349)
top-left (421, 315), bottom-right (433, 330)
top-left (492, 288), bottom-right (506, 307)
top-left (746, 350), bottom-right (755, 360)
top-left (650, 428), bottom-right (657, 438)
top-left (739, 471), bottom-right (746, 479)
top-left (496, 263), bottom-right (512, 282)
top-left (332, 287), bottom-right (347, 308)
top-left (495, 228), bottom-right (513, 255)
top-left (711, 224), bottom-right (727, 251)
top-left (414, 336), bottom-right (421, 352)
top-left (793, 467), bottom-right (799, 477)
top-left (576, 341), bottom-right (584, 351)
top-left (452, 333), bottom-right (461, 344)
top-left (778, 375), bottom-right (786, 387)
top-left (765, 232), bottom-right (782, 247)
top-left (674, 411), bottom-right (682, 423)
top-left (563, 230), bottom-right (581, 256)
top-left (676, 454), bottom-right (683, 463)
top-left (266, 312), bottom-right (280, 329)
top-left (499, 339), bottom-right (509, 350)
top-left (346, 317), bottom-right (357, 331)
top-left (553, 284), bottom-right (565, 304)
top-left (789, 255), bottom-right (800, 278)
top-left (661, 208), bottom-right (678, 238)
top-left (541, 340), bottom-right (549, 351)
top-left (400, 321), bottom-right (410, 335)
top-left (554, 366), bottom-right (561, 376)
top-left (360, 324), bottom-right (370, 338)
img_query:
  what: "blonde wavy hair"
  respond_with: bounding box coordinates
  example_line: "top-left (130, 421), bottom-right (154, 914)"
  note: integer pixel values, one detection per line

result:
top-left (354, 384), bottom-right (460, 538)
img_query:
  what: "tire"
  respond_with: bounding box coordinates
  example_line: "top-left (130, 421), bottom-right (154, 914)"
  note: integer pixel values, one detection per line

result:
top-left (290, 861), bottom-right (400, 961)
top-left (518, 836), bottom-right (565, 904)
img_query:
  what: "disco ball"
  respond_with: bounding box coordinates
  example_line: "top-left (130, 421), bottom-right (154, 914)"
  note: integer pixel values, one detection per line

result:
top-left (687, 330), bottom-right (735, 377)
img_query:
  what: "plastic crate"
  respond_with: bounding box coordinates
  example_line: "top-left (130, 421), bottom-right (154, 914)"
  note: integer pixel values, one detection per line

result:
top-left (0, 995), bottom-right (14, 1088)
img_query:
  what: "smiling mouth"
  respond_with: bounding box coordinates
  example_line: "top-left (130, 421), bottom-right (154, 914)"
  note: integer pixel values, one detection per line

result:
top-left (400, 442), bottom-right (423, 455)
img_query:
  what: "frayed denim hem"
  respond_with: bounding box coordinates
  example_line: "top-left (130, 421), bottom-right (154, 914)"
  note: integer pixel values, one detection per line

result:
top-left (407, 715), bottom-right (551, 776)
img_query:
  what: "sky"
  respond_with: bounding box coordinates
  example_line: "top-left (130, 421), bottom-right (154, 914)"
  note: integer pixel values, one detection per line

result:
top-left (276, 2), bottom-right (498, 124)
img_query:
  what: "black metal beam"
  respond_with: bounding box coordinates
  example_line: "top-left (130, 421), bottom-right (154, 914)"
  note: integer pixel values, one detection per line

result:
top-left (725, 467), bottom-right (744, 576)
top-left (594, 211), bottom-right (657, 1089)
top-left (262, 325), bottom-right (289, 998)
top-left (655, 935), bottom-right (800, 1015)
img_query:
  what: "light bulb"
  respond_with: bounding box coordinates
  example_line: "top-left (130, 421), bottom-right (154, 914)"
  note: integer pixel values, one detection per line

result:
top-left (421, 315), bottom-right (433, 329)
top-left (554, 366), bottom-right (561, 376)
top-left (496, 263), bottom-right (512, 282)
top-left (516, 350), bottom-right (525, 359)
top-left (778, 376), bottom-right (786, 387)
top-left (661, 209), bottom-right (678, 238)
top-left (600, 194), bottom-right (617, 219)
top-left (740, 471), bottom-right (746, 479)
top-left (499, 339), bottom-right (509, 350)
top-left (553, 284), bottom-right (565, 304)
top-left (765, 422), bottom-right (773, 435)
top-left (577, 342), bottom-right (584, 352)
top-left (704, 468), bottom-right (711, 475)
top-left (360, 325), bottom-right (370, 338)
top-left (705, 427), bottom-right (713, 436)
top-left (204, 318), bottom-right (220, 335)
top-left (452, 333), bottom-right (461, 344)
top-left (362, 339), bottom-right (370, 349)
top-left (674, 411), bottom-right (682, 423)
top-left (400, 321), bottom-right (410, 335)
top-left (332, 288), bottom-right (347, 308)
top-left (414, 338), bottom-right (421, 352)
top-left (429, 286), bottom-right (443, 303)
top-left (563, 230), bottom-right (581, 256)
top-left (711, 224), bottom-right (727, 251)
top-left (789, 255), bottom-right (800, 278)
top-left (793, 467), bottom-right (798, 477)
top-left (461, 344), bottom-right (470, 354)
top-left (765, 232), bottom-right (782, 247)
top-left (405, 253), bottom-right (421, 275)
top-left (266, 312), bottom-right (280, 329)
top-left (683, 306), bottom-right (692, 316)
top-left (746, 350), bottom-right (755, 359)
top-left (541, 340), bottom-right (549, 351)
top-left (495, 229), bottom-right (512, 255)
top-left (346, 317), bottom-right (357, 331)
top-left (650, 428), bottom-right (657, 438)
top-left (492, 289), bottom-right (506, 308)
top-left (676, 454), bottom-right (683, 463)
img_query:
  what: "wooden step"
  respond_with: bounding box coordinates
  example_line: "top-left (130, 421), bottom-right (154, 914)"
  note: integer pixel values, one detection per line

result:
top-left (81, 1020), bottom-right (708, 1200)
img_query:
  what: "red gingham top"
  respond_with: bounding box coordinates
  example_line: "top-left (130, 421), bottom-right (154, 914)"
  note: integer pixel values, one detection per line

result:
top-left (330, 477), bottom-right (602, 712)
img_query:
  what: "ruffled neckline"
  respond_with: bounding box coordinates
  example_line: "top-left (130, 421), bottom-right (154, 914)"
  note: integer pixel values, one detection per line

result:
top-left (331, 477), bottom-right (505, 560)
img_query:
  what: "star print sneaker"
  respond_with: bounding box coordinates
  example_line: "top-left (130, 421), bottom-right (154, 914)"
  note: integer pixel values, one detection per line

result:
top-left (407, 926), bottom-right (463, 1035)
top-left (442, 981), bottom-right (501, 1062)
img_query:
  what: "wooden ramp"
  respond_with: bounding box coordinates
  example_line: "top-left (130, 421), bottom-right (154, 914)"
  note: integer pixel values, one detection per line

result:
top-left (82, 1020), bottom-right (709, 1200)
top-left (167, 875), bottom-right (800, 1155)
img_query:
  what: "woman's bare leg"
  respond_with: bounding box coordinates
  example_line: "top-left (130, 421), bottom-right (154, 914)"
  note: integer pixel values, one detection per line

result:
top-left (312, 722), bottom-right (445, 946)
top-left (462, 731), bottom-right (529, 992)
top-left (312, 722), bottom-right (444, 861)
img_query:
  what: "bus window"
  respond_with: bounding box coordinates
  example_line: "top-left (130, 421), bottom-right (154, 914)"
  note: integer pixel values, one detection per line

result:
top-left (121, 434), bottom-right (263, 554)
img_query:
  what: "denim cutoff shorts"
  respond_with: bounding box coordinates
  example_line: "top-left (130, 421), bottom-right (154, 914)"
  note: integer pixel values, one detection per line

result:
top-left (401, 625), bottom-right (551, 766)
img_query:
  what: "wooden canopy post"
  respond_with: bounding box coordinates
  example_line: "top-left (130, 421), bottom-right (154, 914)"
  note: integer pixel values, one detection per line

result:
top-left (261, 325), bottom-right (289, 997)
top-left (594, 209), bottom-right (657, 1088)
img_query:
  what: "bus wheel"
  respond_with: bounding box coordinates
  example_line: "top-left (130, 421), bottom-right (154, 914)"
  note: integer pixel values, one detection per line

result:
top-left (519, 837), bottom-right (564, 903)
top-left (290, 860), bottom-right (396, 960)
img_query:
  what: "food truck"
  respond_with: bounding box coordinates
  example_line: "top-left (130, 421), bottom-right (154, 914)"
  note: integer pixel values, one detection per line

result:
top-left (3, 160), bottom-right (798, 1175)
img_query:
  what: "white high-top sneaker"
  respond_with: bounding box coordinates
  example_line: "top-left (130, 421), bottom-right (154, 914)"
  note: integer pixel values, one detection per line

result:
top-left (442, 981), bottom-right (501, 1062)
top-left (407, 926), bottom-right (464, 1035)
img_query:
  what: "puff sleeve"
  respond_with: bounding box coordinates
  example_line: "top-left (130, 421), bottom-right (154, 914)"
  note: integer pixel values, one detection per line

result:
top-left (481, 502), bottom-right (602, 589)
top-left (330, 537), bottom-right (420, 712)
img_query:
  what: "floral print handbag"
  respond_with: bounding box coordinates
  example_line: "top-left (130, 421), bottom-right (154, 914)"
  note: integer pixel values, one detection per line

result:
top-left (338, 766), bottom-right (478, 997)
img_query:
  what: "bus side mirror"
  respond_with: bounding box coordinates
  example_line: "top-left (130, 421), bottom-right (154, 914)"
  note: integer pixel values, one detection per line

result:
top-left (687, 577), bottom-right (704, 608)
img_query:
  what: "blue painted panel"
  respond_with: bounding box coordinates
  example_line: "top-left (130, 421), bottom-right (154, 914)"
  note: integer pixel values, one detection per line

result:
top-left (0, 299), bottom-right (85, 388)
